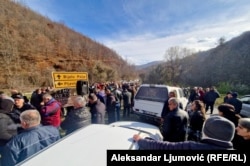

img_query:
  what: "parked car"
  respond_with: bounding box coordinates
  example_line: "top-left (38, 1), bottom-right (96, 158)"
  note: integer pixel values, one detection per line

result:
top-left (17, 121), bottom-right (163, 166)
top-left (239, 95), bottom-right (250, 117)
top-left (133, 84), bottom-right (188, 125)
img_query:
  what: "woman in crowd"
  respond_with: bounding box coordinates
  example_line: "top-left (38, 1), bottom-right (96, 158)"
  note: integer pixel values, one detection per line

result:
top-left (188, 100), bottom-right (206, 141)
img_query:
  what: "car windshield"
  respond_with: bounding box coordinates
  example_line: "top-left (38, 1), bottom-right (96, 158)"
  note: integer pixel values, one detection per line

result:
top-left (135, 86), bottom-right (168, 102)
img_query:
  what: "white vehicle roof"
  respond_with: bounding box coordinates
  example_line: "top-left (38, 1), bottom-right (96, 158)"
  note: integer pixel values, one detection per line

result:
top-left (18, 121), bottom-right (162, 166)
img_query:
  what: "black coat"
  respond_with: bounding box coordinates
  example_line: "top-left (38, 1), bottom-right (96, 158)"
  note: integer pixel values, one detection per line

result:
top-left (162, 108), bottom-right (189, 142)
top-left (227, 98), bottom-right (242, 114)
top-left (89, 99), bottom-right (106, 124)
top-left (0, 113), bottom-right (17, 146)
top-left (61, 107), bottom-right (91, 135)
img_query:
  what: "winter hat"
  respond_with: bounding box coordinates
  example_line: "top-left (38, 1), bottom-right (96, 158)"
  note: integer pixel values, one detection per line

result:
top-left (12, 93), bottom-right (24, 99)
top-left (218, 103), bottom-right (235, 113)
top-left (203, 116), bottom-right (235, 142)
top-left (232, 92), bottom-right (238, 98)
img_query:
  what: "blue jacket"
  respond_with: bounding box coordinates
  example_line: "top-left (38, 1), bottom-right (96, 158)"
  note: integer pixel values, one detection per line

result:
top-left (1, 125), bottom-right (60, 166)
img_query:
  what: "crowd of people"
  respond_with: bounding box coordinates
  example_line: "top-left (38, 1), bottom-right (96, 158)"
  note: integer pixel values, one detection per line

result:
top-left (0, 84), bottom-right (250, 165)
top-left (134, 86), bottom-right (250, 151)
top-left (0, 81), bottom-right (138, 165)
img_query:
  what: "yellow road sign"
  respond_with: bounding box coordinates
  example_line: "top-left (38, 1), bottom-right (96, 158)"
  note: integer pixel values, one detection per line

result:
top-left (53, 81), bottom-right (77, 88)
top-left (52, 72), bottom-right (88, 81)
top-left (52, 72), bottom-right (88, 89)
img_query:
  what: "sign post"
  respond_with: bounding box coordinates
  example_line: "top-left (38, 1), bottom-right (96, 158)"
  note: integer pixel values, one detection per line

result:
top-left (52, 72), bottom-right (88, 89)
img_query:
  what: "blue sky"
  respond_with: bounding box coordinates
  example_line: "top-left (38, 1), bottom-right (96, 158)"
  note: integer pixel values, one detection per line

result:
top-left (18, 0), bottom-right (250, 65)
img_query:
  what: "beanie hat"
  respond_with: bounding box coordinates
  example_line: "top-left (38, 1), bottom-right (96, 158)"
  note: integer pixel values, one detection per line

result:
top-left (232, 92), bottom-right (238, 98)
top-left (203, 116), bottom-right (235, 142)
top-left (218, 103), bottom-right (235, 113)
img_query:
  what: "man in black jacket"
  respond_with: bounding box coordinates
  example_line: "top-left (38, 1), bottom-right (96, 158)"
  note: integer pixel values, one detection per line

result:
top-left (226, 92), bottom-right (242, 114)
top-left (204, 86), bottom-right (220, 114)
top-left (88, 93), bottom-right (106, 124)
top-left (161, 97), bottom-right (189, 142)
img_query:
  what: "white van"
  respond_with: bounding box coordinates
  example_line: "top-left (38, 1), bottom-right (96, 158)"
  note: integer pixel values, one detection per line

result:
top-left (133, 84), bottom-right (188, 125)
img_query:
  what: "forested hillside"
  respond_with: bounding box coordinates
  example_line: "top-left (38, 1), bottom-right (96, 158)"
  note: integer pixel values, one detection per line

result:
top-left (141, 31), bottom-right (250, 94)
top-left (0, 0), bottom-right (138, 90)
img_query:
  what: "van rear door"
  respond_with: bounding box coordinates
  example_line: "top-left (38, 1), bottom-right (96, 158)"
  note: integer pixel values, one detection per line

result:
top-left (133, 86), bottom-right (168, 119)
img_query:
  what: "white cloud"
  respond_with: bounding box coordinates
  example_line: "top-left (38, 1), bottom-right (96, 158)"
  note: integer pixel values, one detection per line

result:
top-left (103, 18), bottom-right (250, 65)
top-left (17, 0), bottom-right (250, 65)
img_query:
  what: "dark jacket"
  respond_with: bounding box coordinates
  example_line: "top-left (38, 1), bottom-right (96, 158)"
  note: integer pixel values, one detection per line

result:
top-left (122, 89), bottom-right (132, 107)
top-left (189, 110), bottom-right (205, 132)
top-left (188, 111), bottom-right (205, 141)
top-left (40, 98), bottom-right (61, 127)
top-left (137, 138), bottom-right (234, 150)
top-left (9, 103), bottom-right (35, 124)
top-left (204, 90), bottom-right (220, 103)
top-left (227, 98), bottom-right (243, 114)
top-left (1, 125), bottom-right (60, 166)
top-left (89, 99), bottom-right (106, 124)
top-left (61, 107), bottom-right (91, 135)
top-left (233, 139), bottom-right (250, 151)
top-left (30, 92), bottom-right (43, 110)
top-left (0, 113), bottom-right (17, 146)
top-left (0, 98), bottom-right (14, 113)
top-left (162, 108), bottom-right (189, 142)
top-left (106, 93), bottom-right (116, 112)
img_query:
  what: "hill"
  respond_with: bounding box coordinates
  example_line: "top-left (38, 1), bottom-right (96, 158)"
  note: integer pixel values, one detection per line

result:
top-left (140, 31), bottom-right (250, 93)
top-left (135, 61), bottom-right (162, 70)
top-left (0, 0), bottom-right (138, 90)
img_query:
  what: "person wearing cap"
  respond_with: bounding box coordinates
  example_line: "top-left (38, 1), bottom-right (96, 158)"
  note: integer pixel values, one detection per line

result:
top-left (133, 115), bottom-right (235, 150)
top-left (1, 109), bottom-right (60, 166)
top-left (226, 92), bottom-right (242, 114)
top-left (10, 93), bottom-right (35, 124)
top-left (235, 118), bottom-right (250, 151)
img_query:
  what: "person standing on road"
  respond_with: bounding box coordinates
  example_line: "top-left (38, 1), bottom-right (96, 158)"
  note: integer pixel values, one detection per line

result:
top-left (1, 109), bottom-right (60, 166)
top-left (105, 87), bottom-right (116, 124)
top-left (61, 96), bottom-right (91, 135)
top-left (223, 91), bottom-right (232, 103)
top-left (161, 91), bottom-right (183, 125)
top-left (40, 93), bottom-right (62, 128)
top-left (187, 100), bottom-right (206, 142)
top-left (121, 86), bottom-right (132, 118)
top-left (161, 97), bottom-right (189, 142)
top-left (113, 83), bottom-right (122, 121)
top-left (204, 86), bottom-right (220, 114)
top-left (8, 93), bottom-right (35, 133)
top-left (88, 93), bottom-right (106, 124)
top-left (226, 92), bottom-right (242, 115)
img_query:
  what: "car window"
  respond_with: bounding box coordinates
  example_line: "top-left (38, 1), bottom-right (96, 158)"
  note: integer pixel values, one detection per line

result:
top-left (135, 86), bottom-right (168, 102)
